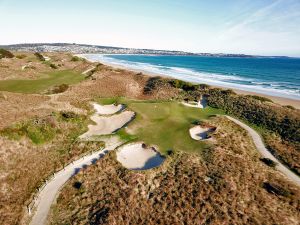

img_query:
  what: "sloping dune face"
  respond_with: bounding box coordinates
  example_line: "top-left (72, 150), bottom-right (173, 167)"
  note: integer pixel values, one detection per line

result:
top-left (92, 103), bottom-right (124, 115)
top-left (116, 143), bottom-right (165, 170)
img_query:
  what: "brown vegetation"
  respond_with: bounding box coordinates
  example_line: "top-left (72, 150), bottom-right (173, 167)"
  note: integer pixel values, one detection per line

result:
top-left (49, 117), bottom-right (300, 225)
top-left (0, 112), bottom-right (104, 225)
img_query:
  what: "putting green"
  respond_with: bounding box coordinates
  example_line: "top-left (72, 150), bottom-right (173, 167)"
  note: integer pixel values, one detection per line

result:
top-left (97, 97), bottom-right (224, 154)
top-left (0, 70), bottom-right (85, 93)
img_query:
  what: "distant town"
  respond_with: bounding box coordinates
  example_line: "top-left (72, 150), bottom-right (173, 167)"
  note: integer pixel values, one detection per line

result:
top-left (0, 43), bottom-right (259, 57)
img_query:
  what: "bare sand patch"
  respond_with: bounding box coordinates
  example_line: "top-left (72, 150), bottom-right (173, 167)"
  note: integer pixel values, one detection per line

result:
top-left (92, 102), bottom-right (124, 115)
top-left (116, 142), bottom-right (165, 170)
top-left (189, 125), bottom-right (216, 140)
top-left (79, 110), bottom-right (135, 139)
top-left (182, 96), bottom-right (207, 109)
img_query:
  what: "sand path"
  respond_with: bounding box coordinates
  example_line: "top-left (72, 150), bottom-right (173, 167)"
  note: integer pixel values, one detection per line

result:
top-left (181, 102), bottom-right (300, 186)
top-left (29, 103), bottom-right (134, 225)
top-left (226, 116), bottom-right (300, 186)
top-left (30, 136), bottom-right (122, 225)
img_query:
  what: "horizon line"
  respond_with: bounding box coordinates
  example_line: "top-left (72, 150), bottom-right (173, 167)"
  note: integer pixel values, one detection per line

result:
top-left (1, 42), bottom-right (299, 58)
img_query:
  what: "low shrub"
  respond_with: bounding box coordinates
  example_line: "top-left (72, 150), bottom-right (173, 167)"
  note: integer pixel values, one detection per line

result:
top-left (246, 95), bottom-right (273, 103)
top-left (34, 52), bottom-right (45, 61)
top-left (0, 49), bottom-right (14, 59)
top-left (50, 63), bottom-right (58, 69)
top-left (60, 111), bottom-right (79, 122)
top-left (260, 158), bottom-right (277, 167)
top-left (284, 105), bottom-right (296, 110)
top-left (50, 84), bottom-right (69, 94)
top-left (169, 79), bottom-right (198, 91)
top-left (71, 56), bottom-right (81, 62)
top-left (0, 116), bottom-right (58, 144)
top-left (16, 54), bottom-right (27, 59)
top-left (262, 182), bottom-right (291, 197)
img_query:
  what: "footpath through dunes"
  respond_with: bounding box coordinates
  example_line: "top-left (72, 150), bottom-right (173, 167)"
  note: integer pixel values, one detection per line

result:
top-left (181, 103), bottom-right (300, 187)
top-left (225, 116), bottom-right (300, 187)
top-left (29, 103), bottom-right (134, 225)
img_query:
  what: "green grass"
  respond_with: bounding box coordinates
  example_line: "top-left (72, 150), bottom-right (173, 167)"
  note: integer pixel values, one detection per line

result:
top-left (0, 70), bottom-right (85, 93)
top-left (0, 119), bottom-right (57, 144)
top-left (97, 97), bottom-right (224, 154)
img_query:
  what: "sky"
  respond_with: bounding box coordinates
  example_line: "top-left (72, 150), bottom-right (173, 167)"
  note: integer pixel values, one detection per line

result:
top-left (1, 0), bottom-right (300, 56)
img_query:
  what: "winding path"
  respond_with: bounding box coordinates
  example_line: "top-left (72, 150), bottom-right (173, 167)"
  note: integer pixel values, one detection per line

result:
top-left (29, 102), bottom-right (130, 225)
top-left (226, 116), bottom-right (300, 186)
top-left (29, 137), bottom-right (122, 225)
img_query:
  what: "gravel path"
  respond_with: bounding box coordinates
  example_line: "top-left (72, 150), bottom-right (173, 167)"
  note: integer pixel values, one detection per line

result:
top-left (226, 116), bottom-right (300, 186)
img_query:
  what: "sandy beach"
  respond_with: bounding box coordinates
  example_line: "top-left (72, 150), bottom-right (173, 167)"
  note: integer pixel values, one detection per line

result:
top-left (82, 56), bottom-right (300, 109)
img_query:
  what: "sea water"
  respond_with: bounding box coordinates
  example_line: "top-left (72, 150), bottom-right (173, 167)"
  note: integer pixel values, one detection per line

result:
top-left (83, 54), bottom-right (300, 100)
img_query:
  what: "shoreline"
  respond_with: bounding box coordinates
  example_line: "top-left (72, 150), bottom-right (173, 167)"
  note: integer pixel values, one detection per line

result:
top-left (81, 55), bottom-right (300, 109)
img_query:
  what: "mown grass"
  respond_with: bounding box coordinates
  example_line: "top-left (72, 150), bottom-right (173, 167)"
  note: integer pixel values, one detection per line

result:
top-left (0, 70), bottom-right (85, 93)
top-left (97, 97), bottom-right (224, 154)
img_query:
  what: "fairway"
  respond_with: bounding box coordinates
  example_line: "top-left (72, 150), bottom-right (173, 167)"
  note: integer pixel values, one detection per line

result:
top-left (97, 98), bottom-right (223, 154)
top-left (0, 70), bottom-right (85, 93)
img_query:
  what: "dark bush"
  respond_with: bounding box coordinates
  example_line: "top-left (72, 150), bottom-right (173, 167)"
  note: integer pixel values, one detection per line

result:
top-left (143, 76), bottom-right (165, 94)
top-left (0, 49), bottom-right (14, 59)
top-left (60, 111), bottom-right (78, 120)
top-left (73, 181), bottom-right (82, 189)
top-left (168, 79), bottom-right (198, 91)
top-left (260, 158), bottom-right (277, 167)
top-left (34, 52), bottom-right (45, 61)
top-left (284, 105), bottom-right (296, 110)
top-left (262, 182), bottom-right (291, 197)
top-left (51, 84), bottom-right (69, 94)
top-left (50, 63), bottom-right (58, 69)
top-left (71, 56), bottom-right (81, 61)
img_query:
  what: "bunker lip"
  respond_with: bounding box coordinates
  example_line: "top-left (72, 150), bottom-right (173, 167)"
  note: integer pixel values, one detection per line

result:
top-left (79, 110), bottom-right (135, 139)
top-left (116, 142), bottom-right (165, 170)
top-left (92, 102), bottom-right (125, 115)
top-left (189, 125), bottom-right (216, 140)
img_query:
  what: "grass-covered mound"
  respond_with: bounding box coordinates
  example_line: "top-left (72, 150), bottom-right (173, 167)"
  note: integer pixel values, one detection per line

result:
top-left (97, 97), bottom-right (223, 154)
top-left (0, 49), bottom-right (14, 59)
top-left (0, 70), bottom-right (85, 93)
top-left (0, 111), bottom-right (84, 144)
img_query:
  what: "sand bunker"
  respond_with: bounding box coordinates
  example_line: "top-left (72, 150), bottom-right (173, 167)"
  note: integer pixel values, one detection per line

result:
top-left (116, 142), bottom-right (165, 170)
top-left (182, 96), bottom-right (207, 109)
top-left (92, 102), bottom-right (124, 115)
top-left (189, 125), bottom-right (216, 140)
top-left (79, 111), bottom-right (135, 139)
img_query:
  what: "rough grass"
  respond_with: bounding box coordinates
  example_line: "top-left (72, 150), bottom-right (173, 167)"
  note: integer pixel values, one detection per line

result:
top-left (0, 111), bottom-right (105, 225)
top-left (48, 117), bottom-right (300, 225)
top-left (0, 70), bottom-right (85, 93)
top-left (97, 97), bottom-right (224, 154)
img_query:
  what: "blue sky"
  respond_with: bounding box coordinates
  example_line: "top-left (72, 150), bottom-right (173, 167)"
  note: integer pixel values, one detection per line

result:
top-left (1, 0), bottom-right (300, 56)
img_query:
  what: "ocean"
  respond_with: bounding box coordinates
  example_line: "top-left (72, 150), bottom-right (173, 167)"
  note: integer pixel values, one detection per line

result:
top-left (82, 54), bottom-right (300, 100)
